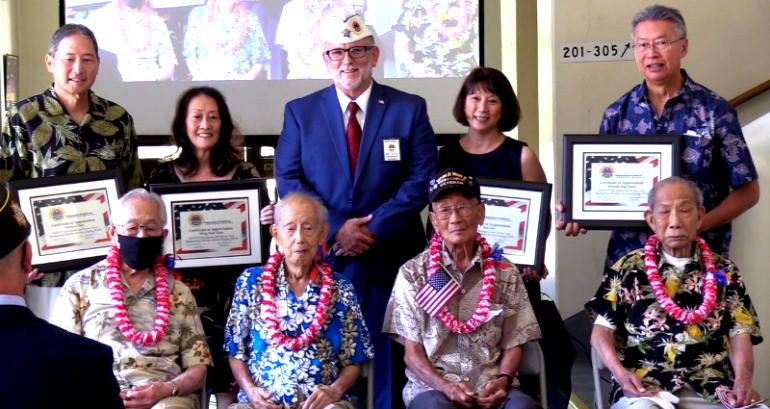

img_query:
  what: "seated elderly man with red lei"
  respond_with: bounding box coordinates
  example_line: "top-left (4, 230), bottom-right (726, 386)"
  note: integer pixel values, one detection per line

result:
top-left (383, 168), bottom-right (541, 409)
top-left (587, 176), bottom-right (765, 409)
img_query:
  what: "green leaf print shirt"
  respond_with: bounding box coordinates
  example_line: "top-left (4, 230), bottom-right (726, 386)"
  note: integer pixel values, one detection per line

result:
top-left (1, 86), bottom-right (142, 188)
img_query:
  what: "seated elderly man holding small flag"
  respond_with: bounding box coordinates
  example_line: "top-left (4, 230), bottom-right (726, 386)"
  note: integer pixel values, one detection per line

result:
top-left (587, 176), bottom-right (765, 409)
top-left (383, 168), bottom-right (541, 409)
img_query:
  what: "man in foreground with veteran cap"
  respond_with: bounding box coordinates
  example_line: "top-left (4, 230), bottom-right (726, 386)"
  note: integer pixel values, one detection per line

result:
top-left (384, 168), bottom-right (541, 409)
top-left (276, 9), bottom-right (437, 409)
top-left (0, 183), bottom-right (124, 409)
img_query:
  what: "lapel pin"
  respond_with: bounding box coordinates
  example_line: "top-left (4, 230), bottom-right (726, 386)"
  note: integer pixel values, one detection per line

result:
top-left (378, 99), bottom-right (385, 104)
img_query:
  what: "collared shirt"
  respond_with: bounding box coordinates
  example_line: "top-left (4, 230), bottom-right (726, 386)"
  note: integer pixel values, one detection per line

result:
top-left (0, 294), bottom-right (25, 307)
top-left (50, 260), bottom-right (212, 389)
top-left (383, 245), bottom-right (541, 406)
top-left (599, 70), bottom-right (757, 262)
top-left (0, 86), bottom-right (143, 189)
top-left (224, 264), bottom-right (374, 408)
top-left (585, 247), bottom-right (762, 404)
top-left (335, 81), bottom-right (373, 130)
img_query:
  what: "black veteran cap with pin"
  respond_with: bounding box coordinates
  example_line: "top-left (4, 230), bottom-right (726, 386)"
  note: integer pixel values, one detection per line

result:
top-left (428, 168), bottom-right (481, 203)
top-left (0, 184), bottom-right (31, 259)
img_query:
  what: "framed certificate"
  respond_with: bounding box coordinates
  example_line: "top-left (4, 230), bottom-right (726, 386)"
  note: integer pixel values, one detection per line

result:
top-left (477, 177), bottom-right (551, 271)
top-left (563, 134), bottom-right (682, 228)
top-left (9, 170), bottom-right (124, 271)
top-left (149, 179), bottom-right (265, 269)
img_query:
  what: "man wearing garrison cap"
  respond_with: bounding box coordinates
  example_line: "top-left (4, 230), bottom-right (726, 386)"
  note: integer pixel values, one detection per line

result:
top-left (0, 184), bottom-right (124, 409)
top-left (275, 9), bottom-right (437, 409)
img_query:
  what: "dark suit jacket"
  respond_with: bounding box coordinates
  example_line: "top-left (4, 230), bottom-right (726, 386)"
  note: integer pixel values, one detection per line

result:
top-left (276, 81), bottom-right (437, 290)
top-left (0, 304), bottom-right (125, 409)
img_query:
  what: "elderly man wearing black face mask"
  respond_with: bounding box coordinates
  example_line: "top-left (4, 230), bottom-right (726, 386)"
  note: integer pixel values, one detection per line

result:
top-left (51, 188), bottom-right (211, 409)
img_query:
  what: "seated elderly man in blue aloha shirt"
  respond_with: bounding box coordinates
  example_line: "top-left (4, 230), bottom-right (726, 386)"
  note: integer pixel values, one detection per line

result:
top-left (224, 192), bottom-right (374, 409)
top-left (587, 177), bottom-right (765, 409)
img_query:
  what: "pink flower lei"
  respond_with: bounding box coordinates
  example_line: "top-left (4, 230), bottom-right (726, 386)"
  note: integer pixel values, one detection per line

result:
top-left (643, 235), bottom-right (718, 325)
top-left (260, 251), bottom-right (333, 351)
top-left (428, 232), bottom-right (497, 334)
top-left (104, 245), bottom-right (170, 346)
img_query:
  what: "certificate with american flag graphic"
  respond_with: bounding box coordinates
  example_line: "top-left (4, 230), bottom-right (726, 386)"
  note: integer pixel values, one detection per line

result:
top-left (9, 170), bottom-right (124, 272)
top-left (563, 134), bottom-right (682, 229)
top-left (150, 179), bottom-right (267, 269)
top-left (477, 178), bottom-right (551, 271)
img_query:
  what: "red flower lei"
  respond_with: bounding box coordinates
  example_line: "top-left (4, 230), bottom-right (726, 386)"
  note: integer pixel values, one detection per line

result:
top-left (260, 251), bottom-right (333, 351)
top-left (105, 245), bottom-right (170, 346)
top-left (428, 232), bottom-right (497, 334)
top-left (116, 3), bottom-right (156, 53)
top-left (643, 235), bottom-right (718, 325)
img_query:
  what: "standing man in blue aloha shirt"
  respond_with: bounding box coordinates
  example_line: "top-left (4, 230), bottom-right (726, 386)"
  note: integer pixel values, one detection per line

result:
top-left (560, 5), bottom-right (759, 267)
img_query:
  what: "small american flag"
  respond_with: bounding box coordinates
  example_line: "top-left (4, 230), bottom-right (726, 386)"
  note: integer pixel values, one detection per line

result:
top-left (416, 266), bottom-right (461, 317)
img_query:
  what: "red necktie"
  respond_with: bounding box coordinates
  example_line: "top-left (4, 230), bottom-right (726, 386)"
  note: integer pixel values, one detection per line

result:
top-left (346, 101), bottom-right (361, 175)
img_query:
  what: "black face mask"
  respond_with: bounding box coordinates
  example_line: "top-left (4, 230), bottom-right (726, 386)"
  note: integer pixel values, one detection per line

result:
top-left (124, 0), bottom-right (144, 9)
top-left (118, 234), bottom-right (163, 270)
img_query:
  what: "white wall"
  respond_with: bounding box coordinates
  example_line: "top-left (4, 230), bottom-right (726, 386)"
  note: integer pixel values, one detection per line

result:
top-left (732, 102), bottom-right (770, 394)
top-left (548, 0), bottom-right (770, 317)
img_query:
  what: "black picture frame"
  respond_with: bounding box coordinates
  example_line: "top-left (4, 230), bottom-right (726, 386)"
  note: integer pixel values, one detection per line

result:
top-left (149, 178), bottom-right (268, 269)
top-left (3, 54), bottom-right (19, 110)
top-left (9, 169), bottom-right (125, 272)
top-left (476, 177), bottom-right (551, 272)
top-left (562, 134), bottom-right (682, 229)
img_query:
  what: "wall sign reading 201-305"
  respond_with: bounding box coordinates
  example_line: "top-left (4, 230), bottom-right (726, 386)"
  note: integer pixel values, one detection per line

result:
top-left (558, 42), bottom-right (635, 63)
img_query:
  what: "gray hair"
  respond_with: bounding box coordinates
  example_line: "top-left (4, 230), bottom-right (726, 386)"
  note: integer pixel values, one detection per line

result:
top-left (48, 24), bottom-right (100, 57)
top-left (274, 193), bottom-right (328, 227)
top-left (631, 5), bottom-right (687, 39)
top-left (112, 188), bottom-right (167, 226)
top-left (647, 176), bottom-right (703, 212)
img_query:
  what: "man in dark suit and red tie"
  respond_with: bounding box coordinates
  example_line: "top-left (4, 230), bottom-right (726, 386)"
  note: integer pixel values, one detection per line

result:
top-left (0, 183), bottom-right (124, 409)
top-left (275, 10), bottom-right (437, 409)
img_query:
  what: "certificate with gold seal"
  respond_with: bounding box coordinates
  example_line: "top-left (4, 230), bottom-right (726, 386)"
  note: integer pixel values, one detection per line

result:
top-left (9, 170), bottom-right (124, 271)
top-left (563, 134), bottom-right (682, 228)
top-left (150, 179), bottom-right (266, 269)
top-left (477, 178), bottom-right (551, 271)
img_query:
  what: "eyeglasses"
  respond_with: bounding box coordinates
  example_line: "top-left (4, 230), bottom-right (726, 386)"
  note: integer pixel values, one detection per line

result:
top-left (432, 203), bottom-right (477, 220)
top-left (631, 38), bottom-right (685, 53)
top-left (115, 223), bottom-right (161, 236)
top-left (324, 46), bottom-right (373, 61)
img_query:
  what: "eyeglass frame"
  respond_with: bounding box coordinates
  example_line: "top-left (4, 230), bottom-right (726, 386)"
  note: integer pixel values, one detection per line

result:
top-left (430, 201), bottom-right (481, 221)
top-left (630, 37), bottom-right (686, 53)
top-left (113, 222), bottom-right (163, 236)
top-left (324, 45), bottom-right (375, 61)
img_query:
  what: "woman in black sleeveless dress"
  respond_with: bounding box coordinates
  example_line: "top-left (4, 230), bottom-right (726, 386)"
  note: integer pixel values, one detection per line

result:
top-left (438, 67), bottom-right (576, 409)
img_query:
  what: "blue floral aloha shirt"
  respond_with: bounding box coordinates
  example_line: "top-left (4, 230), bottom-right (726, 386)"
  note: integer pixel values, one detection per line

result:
top-left (224, 265), bottom-right (374, 408)
top-left (599, 69), bottom-right (757, 264)
top-left (585, 247), bottom-right (762, 403)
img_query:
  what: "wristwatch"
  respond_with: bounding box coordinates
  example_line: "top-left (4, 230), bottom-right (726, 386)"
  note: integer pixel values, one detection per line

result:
top-left (494, 373), bottom-right (513, 389)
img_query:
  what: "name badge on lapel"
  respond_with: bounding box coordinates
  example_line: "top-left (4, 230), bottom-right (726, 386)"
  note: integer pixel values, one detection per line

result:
top-left (383, 139), bottom-right (401, 161)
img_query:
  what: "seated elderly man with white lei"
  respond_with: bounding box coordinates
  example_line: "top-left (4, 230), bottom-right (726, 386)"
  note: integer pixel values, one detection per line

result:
top-left (587, 176), bottom-right (765, 409)
top-left (383, 168), bottom-right (541, 409)
top-left (224, 192), bottom-right (374, 409)
top-left (52, 188), bottom-right (211, 409)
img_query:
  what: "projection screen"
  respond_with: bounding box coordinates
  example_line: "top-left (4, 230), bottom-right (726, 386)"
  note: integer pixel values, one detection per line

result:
top-left (63, 0), bottom-right (483, 135)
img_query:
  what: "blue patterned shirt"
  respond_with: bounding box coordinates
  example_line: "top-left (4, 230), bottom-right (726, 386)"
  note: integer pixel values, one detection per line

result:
top-left (599, 70), bottom-right (757, 264)
top-left (224, 265), bottom-right (374, 408)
